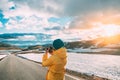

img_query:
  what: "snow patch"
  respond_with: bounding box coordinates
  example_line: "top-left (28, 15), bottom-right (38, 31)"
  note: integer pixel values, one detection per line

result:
top-left (67, 48), bottom-right (116, 53)
top-left (18, 53), bottom-right (120, 80)
top-left (0, 55), bottom-right (6, 59)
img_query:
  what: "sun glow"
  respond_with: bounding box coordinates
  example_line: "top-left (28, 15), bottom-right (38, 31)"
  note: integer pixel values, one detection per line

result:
top-left (96, 23), bottom-right (120, 37)
top-left (102, 24), bottom-right (119, 36)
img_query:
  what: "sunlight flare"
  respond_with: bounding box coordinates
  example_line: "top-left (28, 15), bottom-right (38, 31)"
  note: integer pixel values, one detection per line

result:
top-left (100, 24), bottom-right (119, 36)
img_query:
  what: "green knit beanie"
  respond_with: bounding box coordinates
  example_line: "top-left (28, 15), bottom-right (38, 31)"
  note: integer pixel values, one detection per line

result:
top-left (53, 39), bottom-right (64, 50)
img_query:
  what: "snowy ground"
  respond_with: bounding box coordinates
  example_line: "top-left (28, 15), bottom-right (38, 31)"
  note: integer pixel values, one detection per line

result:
top-left (67, 48), bottom-right (117, 53)
top-left (18, 54), bottom-right (43, 62)
top-left (0, 50), bottom-right (9, 58)
top-left (0, 50), bottom-right (21, 55)
top-left (0, 55), bottom-right (6, 59)
top-left (18, 53), bottom-right (120, 80)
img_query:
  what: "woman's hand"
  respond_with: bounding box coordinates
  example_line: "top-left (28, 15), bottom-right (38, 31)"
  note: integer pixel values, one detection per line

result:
top-left (45, 48), bottom-right (49, 54)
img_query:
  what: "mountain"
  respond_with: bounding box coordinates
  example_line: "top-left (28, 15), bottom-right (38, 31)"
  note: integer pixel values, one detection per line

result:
top-left (0, 33), bottom-right (52, 48)
top-left (66, 34), bottom-right (120, 49)
top-left (0, 33), bottom-right (120, 50)
top-left (25, 34), bottom-right (120, 50)
top-left (0, 33), bottom-right (50, 39)
top-left (0, 42), bottom-right (20, 50)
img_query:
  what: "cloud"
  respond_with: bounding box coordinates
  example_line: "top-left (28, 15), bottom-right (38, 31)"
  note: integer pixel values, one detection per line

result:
top-left (5, 15), bottom-right (64, 33)
top-left (0, 0), bottom-right (9, 11)
top-left (0, 22), bottom-right (2, 27)
top-left (44, 26), bottom-right (62, 31)
top-left (11, 0), bottom-right (64, 16)
top-left (11, 0), bottom-right (120, 31)
top-left (0, 0), bottom-right (14, 11)
top-left (50, 29), bottom-right (100, 41)
top-left (64, 0), bottom-right (120, 16)
top-left (6, 16), bottom-right (42, 32)
top-left (68, 10), bottom-right (120, 30)
top-left (0, 0), bottom-right (66, 34)
top-left (1, 0), bottom-right (120, 41)
top-left (11, 0), bottom-right (120, 16)
top-left (17, 35), bottom-right (37, 41)
top-left (2, 0), bottom-right (120, 16)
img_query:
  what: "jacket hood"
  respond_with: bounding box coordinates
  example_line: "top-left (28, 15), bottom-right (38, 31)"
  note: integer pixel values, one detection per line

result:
top-left (53, 47), bottom-right (67, 59)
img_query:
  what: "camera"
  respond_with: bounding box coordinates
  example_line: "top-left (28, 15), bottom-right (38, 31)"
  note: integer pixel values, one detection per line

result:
top-left (46, 48), bottom-right (49, 50)
top-left (45, 46), bottom-right (54, 53)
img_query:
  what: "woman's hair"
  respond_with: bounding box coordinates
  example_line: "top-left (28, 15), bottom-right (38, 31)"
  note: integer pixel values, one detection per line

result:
top-left (48, 46), bottom-right (54, 53)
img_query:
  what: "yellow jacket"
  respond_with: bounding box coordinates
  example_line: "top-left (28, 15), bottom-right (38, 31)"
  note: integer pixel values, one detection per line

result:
top-left (42, 47), bottom-right (67, 80)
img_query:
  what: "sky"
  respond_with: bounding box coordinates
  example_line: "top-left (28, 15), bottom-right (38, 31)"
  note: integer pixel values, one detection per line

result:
top-left (0, 0), bottom-right (120, 41)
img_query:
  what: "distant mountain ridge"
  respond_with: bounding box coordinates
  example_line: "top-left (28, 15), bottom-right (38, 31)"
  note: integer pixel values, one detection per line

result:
top-left (0, 33), bottom-right (52, 48)
top-left (0, 33), bottom-right (120, 50)
top-left (0, 33), bottom-right (49, 39)
top-left (25, 34), bottom-right (120, 50)
top-left (0, 42), bottom-right (20, 50)
top-left (65, 34), bottom-right (120, 49)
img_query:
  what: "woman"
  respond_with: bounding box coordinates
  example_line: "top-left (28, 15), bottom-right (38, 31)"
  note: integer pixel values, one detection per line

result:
top-left (42, 39), bottom-right (67, 80)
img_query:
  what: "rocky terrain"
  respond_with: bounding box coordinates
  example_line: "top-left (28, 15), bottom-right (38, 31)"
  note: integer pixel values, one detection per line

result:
top-left (0, 42), bottom-right (21, 50)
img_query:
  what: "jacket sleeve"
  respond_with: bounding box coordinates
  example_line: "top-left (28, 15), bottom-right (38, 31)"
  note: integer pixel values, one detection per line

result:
top-left (42, 53), bottom-right (53, 67)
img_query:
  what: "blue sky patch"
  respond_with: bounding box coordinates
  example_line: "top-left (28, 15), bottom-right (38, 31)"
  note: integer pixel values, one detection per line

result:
top-left (48, 17), bottom-right (73, 26)
top-left (0, 12), bottom-right (9, 25)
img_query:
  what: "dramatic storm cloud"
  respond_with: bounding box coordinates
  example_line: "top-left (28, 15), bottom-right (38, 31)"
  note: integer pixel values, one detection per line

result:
top-left (64, 0), bottom-right (120, 16)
